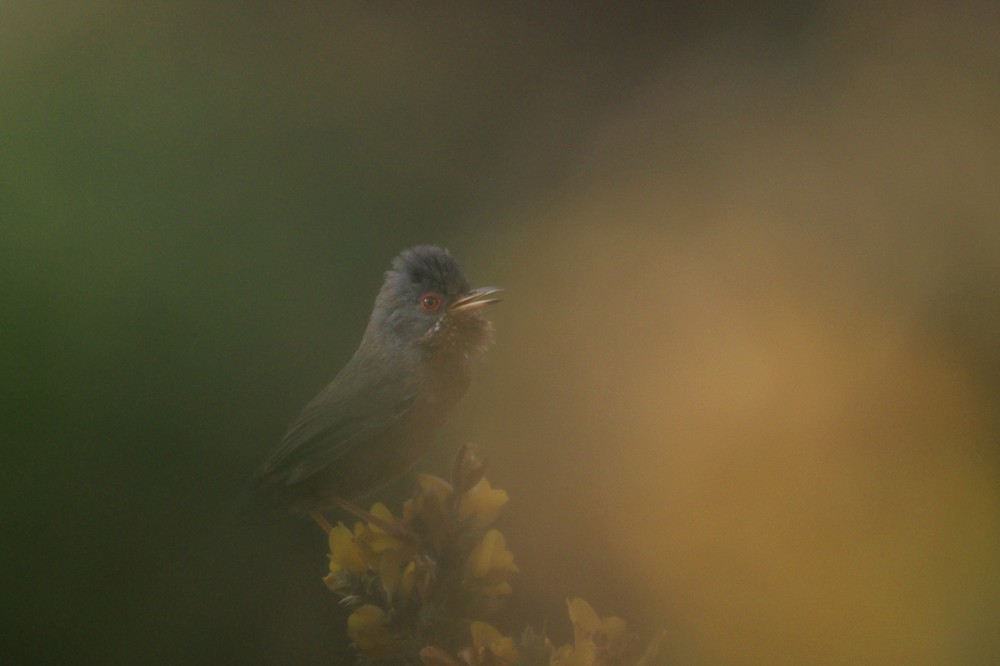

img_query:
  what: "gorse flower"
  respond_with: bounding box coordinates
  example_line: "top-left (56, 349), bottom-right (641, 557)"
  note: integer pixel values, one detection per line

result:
top-left (348, 605), bottom-right (395, 658)
top-left (464, 529), bottom-right (519, 598)
top-left (322, 445), bottom-right (661, 665)
top-left (321, 504), bottom-right (416, 594)
top-left (327, 523), bottom-right (366, 572)
top-left (471, 621), bottom-right (519, 664)
top-left (323, 523), bottom-right (366, 592)
top-left (459, 478), bottom-right (509, 530)
top-left (355, 503), bottom-right (413, 565)
top-left (550, 598), bottom-right (636, 666)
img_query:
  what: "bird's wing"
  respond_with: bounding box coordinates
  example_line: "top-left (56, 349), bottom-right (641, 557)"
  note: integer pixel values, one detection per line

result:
top-left (261, 355), bottom-right (421, 486)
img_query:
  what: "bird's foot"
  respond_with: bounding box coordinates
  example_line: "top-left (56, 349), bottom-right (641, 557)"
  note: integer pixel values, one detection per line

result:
top-left (330, 496), bottom-right (418, 543)
top-left (310, 511), bottom-right (334, 534)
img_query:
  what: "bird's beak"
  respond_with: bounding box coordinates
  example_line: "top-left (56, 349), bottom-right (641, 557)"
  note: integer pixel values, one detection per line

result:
top-left (448, 286), bottom-right (503, 313)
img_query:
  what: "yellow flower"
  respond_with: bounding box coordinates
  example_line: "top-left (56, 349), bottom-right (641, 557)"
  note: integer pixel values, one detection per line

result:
top-left (419, 645), bottom-right (463, 666)
top-left (378, 549), bottom-right (418, 602)
top-left (355, 503), bottom-right (411, 568)
top-left (347, 605), bottom-right (394, 658)
top-left (321, 571), bottom-right (342, 592)
top-left (549, 640), bottom-right (594, 666)
top-left (405, 473), bottom-right (454, 524)
top-left (552, 599), bottom-right (632, 666)
top-left (471, 621), bottom-right (519, 663)
top-left (365, 503), bottom-right (407, 550)
top-left (398, 560), bottom-right (416, 600)
top-left (458, 477), bottom-right (509, 530)
top-left (479, 581), bottom-right (514, 598)
top-left (379, 549), bottom-right (405, 600)
top-left (327, 522), bottom-right (366, 575)
top-left (417, 473), bottom-right (454, 503)
top-left (464, 529), bottom-right (518, 595)
top-left (549, 643), bottom-right (576, 666)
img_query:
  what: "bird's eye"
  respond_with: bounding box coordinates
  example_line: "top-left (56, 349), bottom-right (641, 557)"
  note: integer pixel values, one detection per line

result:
top-left (419, 293), bottom-right (443, 312)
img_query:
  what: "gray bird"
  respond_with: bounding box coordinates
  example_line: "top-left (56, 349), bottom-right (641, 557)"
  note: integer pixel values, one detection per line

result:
top-left (258, 246), bottom-right (500, 524)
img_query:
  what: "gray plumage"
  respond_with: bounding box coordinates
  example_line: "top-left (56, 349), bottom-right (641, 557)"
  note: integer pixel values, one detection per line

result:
top-left (257, 246), bottom-right (499, 513)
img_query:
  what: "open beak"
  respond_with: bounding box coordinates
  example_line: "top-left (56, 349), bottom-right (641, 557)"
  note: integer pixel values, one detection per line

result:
top-left (448, 286), bottom-right (503, 313)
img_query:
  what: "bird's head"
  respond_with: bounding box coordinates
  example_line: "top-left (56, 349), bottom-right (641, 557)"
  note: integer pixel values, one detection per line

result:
top-left (366, 246), bottom-right (501, 360)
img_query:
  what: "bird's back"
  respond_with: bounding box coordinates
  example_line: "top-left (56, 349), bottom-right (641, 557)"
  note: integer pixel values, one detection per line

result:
top-left (257, 348), bottom-right (469, 512)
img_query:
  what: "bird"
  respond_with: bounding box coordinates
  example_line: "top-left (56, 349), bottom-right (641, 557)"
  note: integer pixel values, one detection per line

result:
top-left (257, 245), bottom-right (500, 530)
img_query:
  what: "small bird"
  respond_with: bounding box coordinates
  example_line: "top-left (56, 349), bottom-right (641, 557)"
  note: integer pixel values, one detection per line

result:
top-left (257, 246), bottom-right (500, 527)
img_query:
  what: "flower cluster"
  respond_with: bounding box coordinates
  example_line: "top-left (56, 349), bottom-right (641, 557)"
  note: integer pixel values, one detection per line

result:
top-left (417, 600), bottom-right (661, 666)
top-left (323, 445), bottom-right (661, 665)
top-left (548, 598), bottom-right (662, 666)
top-left (322, 445), bottom-right (517, 662)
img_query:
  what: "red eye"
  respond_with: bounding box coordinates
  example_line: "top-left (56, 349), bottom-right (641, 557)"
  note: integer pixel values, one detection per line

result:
top-left (419, 293), bottom-right (442, 312)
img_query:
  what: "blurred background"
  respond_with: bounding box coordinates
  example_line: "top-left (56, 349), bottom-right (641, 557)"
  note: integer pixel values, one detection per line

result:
top-left (3, 1), bottom-right (999, 664)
